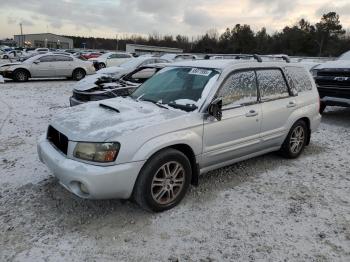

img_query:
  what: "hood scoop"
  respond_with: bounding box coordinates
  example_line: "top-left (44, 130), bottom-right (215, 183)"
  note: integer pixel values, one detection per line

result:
top-left (99, 103), bottom-right (120, 113)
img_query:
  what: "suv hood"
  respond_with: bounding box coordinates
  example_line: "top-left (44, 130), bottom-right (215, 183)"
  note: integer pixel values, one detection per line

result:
top-left (315, 60), bottom-right (350, 70)
top-left (50, 97), bottom-right (186, 142)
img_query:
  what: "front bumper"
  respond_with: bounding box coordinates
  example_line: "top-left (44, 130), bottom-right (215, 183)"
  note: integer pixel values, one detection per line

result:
top-left (0, 71), bottom-right (13, 79)
top-left (321, 96), bottom-right (350, 107)
top-left (317, 86), bottom-right (350, 99)
top-left (37, 139), bottom-right (145, 199)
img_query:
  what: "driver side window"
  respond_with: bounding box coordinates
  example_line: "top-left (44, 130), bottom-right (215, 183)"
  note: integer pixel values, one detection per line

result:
top-left (218, 70), bottom-right (258, 107)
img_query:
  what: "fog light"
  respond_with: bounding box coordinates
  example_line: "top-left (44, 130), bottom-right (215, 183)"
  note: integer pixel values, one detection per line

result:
top-left (79, 182), bottom-right (89, 194)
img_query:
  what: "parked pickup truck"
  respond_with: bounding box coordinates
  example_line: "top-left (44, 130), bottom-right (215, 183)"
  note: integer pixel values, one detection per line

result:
top-left (312, 53), bottom-right (350, 113)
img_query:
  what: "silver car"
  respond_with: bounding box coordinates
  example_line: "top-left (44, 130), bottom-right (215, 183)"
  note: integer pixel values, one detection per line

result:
top-left (37, 60), bottom-right (321, 212)
top-left (0, 53), bottom-right (95, 82)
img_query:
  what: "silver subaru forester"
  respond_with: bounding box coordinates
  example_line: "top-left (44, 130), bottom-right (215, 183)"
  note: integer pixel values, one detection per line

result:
top-left (37, 59), bottom-right (321, 212)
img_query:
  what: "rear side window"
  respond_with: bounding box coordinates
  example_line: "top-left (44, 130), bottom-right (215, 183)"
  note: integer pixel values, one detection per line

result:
top-left (218, 70), bottom-right (258, 107)
top-left (39, 56), bottom-right (56, 62)
top-left (116, 54), bottom-right (131, 58)
top-left (285, 66), bottom-right (313, 92)
top-left (256, 69), bottom-right (289, 101)
top-left (55, 55), bottom-right (73, 62)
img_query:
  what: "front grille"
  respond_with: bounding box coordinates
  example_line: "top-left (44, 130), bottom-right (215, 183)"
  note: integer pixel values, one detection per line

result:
top-left (47, 126), bottom-right (69, 155)
top-left (317, 70), bottom-right (350, 77)
top-left (316, 79), bottom-right (350, 88)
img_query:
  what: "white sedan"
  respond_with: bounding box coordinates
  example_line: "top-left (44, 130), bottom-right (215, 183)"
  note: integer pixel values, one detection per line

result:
top-left (0, 50), bottom-right (25, 59)
top-left (89, 52), bottom-right (134, 70)
top-left (0, 53), bottom-right (95, 82)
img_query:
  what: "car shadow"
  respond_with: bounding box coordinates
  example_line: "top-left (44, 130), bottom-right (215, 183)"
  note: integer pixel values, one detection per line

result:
top-left (3, 78), bottom-right (75, 83)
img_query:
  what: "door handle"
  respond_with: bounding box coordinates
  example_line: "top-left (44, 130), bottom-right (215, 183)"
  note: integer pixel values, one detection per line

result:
top-left (246, 110), bottom-right (258, 117)
top-left (287, 101), bottom-right (297, 108)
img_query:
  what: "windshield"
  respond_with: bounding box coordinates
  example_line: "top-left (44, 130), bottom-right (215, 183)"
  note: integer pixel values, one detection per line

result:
top-left (131, 67), bottom-right (219, 111)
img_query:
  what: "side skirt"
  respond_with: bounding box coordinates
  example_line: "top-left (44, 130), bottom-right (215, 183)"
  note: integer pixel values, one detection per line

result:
top-left (199, 146), bottom-right (281, 175)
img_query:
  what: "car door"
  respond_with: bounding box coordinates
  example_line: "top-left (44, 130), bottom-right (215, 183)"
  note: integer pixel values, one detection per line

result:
top-left (54, 55), bottom-right (74, 77)
top-left (106, 54), bottom-right (118, 67)
top-left (30, 55), bottom-right (56, 77)
top-left (117, 54), bottom-right (132, 66)
top-left (257, 68), bottom-right (297, 148)
top-left (202, 70), bottom-right (262, 168)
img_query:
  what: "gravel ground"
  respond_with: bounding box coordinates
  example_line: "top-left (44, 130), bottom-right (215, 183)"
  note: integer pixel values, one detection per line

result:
top-left (0, 79), bottom-right (349, 262)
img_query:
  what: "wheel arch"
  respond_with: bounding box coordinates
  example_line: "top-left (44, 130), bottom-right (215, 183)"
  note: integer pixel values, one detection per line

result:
top-left (294, 117), bottom-right (311, 145)
top-left (135, 143), bottom-right (200, 188)
top-left (13, 68), bottom-right (31, 78)
top-left (73, 67), bottom-right (86, 75)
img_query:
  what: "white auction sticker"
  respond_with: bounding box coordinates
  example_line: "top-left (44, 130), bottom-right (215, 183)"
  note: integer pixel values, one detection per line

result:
top-left (189, 68), bottom-right (212, 76)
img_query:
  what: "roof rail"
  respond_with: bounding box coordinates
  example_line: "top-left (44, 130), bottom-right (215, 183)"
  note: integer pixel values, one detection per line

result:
top-left (259, 55), bottom-right (291, 63)
top-left (233, 54), bottom-right (263, 62)
top-left (204, 53), bottom-right (291, 63)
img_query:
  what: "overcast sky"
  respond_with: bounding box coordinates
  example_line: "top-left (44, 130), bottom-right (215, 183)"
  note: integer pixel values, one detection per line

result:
top-left (1, 0), bottom-right (350, 39)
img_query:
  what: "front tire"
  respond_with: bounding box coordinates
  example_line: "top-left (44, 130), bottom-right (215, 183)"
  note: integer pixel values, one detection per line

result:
top-left (98, 63), bottom-right (106, 70)
top-left (13, 69), bottom-right (29, 82)
top-left (3, 55), bottom-right (8, 59)
top-left (280, 120), bottom-right (308, 159)
top-left (72, 68), bottom-right (86, 81)
top-left (133, 149), bottom-right (192, 212)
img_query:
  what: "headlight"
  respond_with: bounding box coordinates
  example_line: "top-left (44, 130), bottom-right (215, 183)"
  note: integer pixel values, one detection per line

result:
top-left (73, 142), bottom-right (120, 163)
top-left (310, 69), bottom-right (318, 77)
top-left (0, 66), bottom-right (11, 71)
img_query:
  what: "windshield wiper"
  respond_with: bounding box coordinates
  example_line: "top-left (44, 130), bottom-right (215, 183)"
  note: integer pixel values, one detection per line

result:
top-left (141, 98), bottom-right (169, 109)
top-left (167, 102), bottom-right (198, 112)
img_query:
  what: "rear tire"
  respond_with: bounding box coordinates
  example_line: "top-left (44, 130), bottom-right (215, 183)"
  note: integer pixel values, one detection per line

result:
top-left (280, 120), bottom-right (308, 159)
top-left (13, 69), bottom-right (29, 82)
top-left (72, 68), bottom-right (86, 81)
top-left (3, 55), bottom-right (8, 59)
top-left (133, 149), bottom-right (192, 212)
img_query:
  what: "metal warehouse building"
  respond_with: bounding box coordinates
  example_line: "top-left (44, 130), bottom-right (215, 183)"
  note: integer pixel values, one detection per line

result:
top-left (14, 33), bottom-right (73, 49)
top-left (126, 44), bottom-right (183, 56)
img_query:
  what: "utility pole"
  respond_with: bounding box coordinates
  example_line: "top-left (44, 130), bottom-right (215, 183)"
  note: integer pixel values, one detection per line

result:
top-left (116, 34), bottom-right (119, 51)
top-left (19, 23), bottom-right (23, 47)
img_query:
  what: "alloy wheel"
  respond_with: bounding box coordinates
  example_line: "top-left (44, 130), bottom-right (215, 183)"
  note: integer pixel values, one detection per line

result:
top-left (16, 71), bottom-right (27, 81)
top-left (151, 161), bottom-right (185, 205)
top-left (289, 126), bottom-right (305, 154)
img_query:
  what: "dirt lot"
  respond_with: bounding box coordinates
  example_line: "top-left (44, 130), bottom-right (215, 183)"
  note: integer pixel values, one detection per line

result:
top-left (0, 79), bottom-right (349, 262)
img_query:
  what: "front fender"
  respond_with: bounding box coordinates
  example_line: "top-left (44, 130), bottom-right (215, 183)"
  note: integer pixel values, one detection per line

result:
top-left (131, 128), bottom-right (203, 162)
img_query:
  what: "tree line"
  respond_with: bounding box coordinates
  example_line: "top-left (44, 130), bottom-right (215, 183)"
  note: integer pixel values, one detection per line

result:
top-left (65, 12), bottom-right (349, 57)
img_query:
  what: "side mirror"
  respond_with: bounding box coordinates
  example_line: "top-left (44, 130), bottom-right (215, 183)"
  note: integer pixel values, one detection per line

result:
top-left (208, 98), bottom-right (223, 121)
top-left (33, 60), bottom-right (40, 65)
